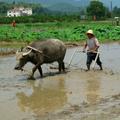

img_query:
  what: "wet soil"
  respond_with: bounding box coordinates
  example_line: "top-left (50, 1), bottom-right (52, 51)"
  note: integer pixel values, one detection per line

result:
top-left (0, 43), bottom-right (120, 120)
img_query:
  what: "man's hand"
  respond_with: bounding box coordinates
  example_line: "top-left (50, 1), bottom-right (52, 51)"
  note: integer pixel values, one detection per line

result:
top-left (82, 49), bottom-right (86, 53)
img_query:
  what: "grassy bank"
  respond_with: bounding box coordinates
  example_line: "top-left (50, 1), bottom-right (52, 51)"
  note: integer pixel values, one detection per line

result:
top-left (0, 21), bottom-right (120, 43)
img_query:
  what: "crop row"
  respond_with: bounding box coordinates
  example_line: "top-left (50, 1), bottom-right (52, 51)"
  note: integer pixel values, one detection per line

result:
top-left (0, 21), bottom-right (120, 43)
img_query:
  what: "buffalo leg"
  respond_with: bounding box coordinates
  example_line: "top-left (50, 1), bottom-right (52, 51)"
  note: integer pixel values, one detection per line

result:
top-left (38, 66), bottom-right (43, 77)
top-left (30, 63), bottom-right (40, 79)
top-left (58, 62), bottom-right (62, 72)
top-left (62, 62), bottom-right (65, 71)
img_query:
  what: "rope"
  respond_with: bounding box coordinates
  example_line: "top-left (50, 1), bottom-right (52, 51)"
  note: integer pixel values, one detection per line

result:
top-left (20, 45), bottom-right (120, 73)
top-left (26, 46), bottom-right (50, 58)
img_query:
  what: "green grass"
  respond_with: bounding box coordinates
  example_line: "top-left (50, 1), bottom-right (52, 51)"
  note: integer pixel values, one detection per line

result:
top-left (0, 21), bottom-right (120, 43)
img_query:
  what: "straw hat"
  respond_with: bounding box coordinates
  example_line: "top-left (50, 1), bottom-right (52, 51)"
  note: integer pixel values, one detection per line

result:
top-left (86, 29), bottom-right (94, 36)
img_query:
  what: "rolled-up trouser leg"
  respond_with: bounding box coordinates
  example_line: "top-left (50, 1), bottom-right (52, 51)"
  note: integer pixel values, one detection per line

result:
top-left (96, 55), bottom-right (103, 70)
top-left (86, 53), bottom-right (92, 70)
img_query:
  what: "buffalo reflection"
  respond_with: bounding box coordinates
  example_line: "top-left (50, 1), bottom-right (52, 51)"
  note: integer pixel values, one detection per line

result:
top-left (86, 73), bottom-right (100, 105)
top-left (16, 77), bottom-right (67, 115)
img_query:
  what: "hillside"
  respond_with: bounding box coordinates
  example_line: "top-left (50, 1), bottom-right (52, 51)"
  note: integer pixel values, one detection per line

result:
top-left (2, 0), bottom-right (120, 7)
top-left (2, 0), bottom-right (89, 7)
top-left (1, 0), bottom-right (120, 13)
top-left (1, 0), bottom-right (89, 14)
top-left (47, 3), bottom-right (80, 13)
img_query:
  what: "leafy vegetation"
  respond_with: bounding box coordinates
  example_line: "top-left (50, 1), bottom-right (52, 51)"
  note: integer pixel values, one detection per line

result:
top-left (0, 1), bottom-right (118, 25)
top-left (0, 21), bottom-right (119, 43)
top-left (0, 14), bottom-right (80, 24)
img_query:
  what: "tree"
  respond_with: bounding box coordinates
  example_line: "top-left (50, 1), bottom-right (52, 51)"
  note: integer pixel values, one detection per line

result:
top-left (113, 6), bottom-right (120, 17)
top-left (86, 1), bottom-right (106, 20)
top-left (0, 2), bottom-right (11, 16)
top-left (12, 1), bottom-right (16, 5)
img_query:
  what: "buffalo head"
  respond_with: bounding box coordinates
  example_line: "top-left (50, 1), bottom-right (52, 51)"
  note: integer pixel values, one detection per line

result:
top-left (15, 46), bottom-right (43, 70)
top-left (14, 49), bottom-right (32, 70)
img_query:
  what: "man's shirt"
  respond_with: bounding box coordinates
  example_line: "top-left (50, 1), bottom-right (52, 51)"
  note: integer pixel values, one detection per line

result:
top-left (86, 37), bottom-right (100, 51)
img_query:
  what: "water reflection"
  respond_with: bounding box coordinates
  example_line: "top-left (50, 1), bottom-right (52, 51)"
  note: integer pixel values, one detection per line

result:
top-left (16, 77), bottom-right (67, 115)
top-left (86, 73), bottom-right (100, 105)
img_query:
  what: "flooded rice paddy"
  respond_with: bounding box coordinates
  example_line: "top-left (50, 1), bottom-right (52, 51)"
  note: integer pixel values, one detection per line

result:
top-left (0, 43), bottom-right (120, 120)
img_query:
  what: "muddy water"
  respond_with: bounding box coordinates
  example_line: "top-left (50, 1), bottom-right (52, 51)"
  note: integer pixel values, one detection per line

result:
top-left (0, 43), bottom-right (120, 120)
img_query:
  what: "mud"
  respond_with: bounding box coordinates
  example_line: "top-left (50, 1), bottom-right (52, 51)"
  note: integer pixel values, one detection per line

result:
top-left (0, 43), bottom-right (120, 120)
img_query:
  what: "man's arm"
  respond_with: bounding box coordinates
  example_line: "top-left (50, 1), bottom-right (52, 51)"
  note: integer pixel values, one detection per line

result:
top-left (83, 42), bottom-right (87, 52)
top-left (94, 38), bottom-right (100, 51)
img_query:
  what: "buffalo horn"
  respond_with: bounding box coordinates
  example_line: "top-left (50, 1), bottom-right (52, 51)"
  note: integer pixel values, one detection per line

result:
top-left (16, 50), bottom-right (19, 54)
top-left (27, 46), bottom-right (43, 53)
top-left (23, 49), bottom-right (32, 56)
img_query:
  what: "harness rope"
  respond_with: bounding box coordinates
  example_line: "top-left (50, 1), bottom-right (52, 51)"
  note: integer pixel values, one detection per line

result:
top-left (27, 46), bottom-right (50, 58)
top-left (21, 46), bottom-right (101, 74)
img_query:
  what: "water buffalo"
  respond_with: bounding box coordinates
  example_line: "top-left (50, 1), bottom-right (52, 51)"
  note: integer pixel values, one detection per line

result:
top-left (15, 39), bottom-right (66, 79)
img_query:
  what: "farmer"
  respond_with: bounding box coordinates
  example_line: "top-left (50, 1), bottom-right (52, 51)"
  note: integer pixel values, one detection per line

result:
top-left (83, 29), bottom-right (103, 71)
top-left (12, 20), bottom-right (16, 27)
